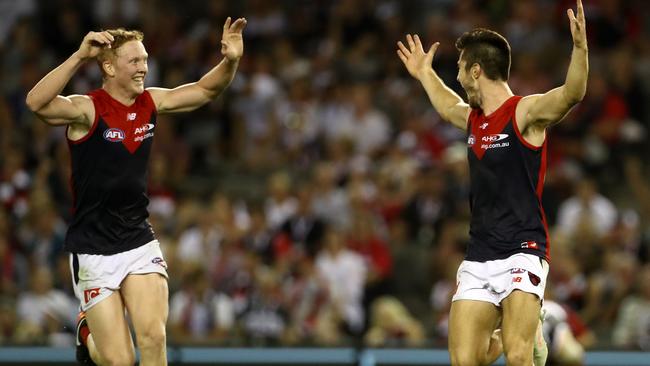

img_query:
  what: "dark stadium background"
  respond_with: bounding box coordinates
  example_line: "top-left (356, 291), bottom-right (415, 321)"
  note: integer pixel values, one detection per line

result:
top-left (1, 0), bottom-right (649, 365)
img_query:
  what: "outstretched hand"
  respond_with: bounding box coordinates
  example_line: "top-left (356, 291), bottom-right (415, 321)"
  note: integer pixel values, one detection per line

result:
top-left (568, 0), bottom-right (587, 49)
top-left (397, 34), bottom-right (439, 80)
top-left (77, 31), bottom-right (114, 60)
top-left (221, 17), bottom-right (247, 61)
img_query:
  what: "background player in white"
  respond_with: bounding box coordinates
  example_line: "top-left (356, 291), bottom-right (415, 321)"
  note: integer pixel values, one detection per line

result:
top-left (26, 17), bottom-right (246, 366)
top-left (397, 0), bottom-right (588, 365)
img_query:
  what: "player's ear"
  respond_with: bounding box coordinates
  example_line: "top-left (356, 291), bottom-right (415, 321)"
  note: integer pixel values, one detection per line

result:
top-left (471, 63), bottom-right (481, 79)
top-left (102, 60), bottom-right (115, 78)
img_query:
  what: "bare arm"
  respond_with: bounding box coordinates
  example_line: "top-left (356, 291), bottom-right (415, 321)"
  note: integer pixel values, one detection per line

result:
top-left (397, 34), bottom-right (470, 130)
top-left (517, 0), bottom-right (588, 132)
top-left (25, 31), bottom-right (115, 126)
top-left (149, 17), bottom-right (246, 114)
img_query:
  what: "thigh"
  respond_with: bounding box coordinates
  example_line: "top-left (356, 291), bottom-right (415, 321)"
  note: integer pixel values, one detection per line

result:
top-left (449, 300), bottom-right (500, 363)
top-left (500, 290), bottom-right (541, 351)
top-left (121, 273), bottom-right (169, 338)
top-left (85, 291), bottom-right (135, 360)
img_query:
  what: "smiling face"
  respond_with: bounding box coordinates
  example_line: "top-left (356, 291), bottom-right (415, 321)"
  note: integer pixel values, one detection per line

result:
top-left (457, 52), bottom-right (481, 109)
top-left (110, 40), bottom-right (148, 96)
top-left (454, 28), bottom-right (512, 110)
top-left (96, 29), bottom-right (146, 99)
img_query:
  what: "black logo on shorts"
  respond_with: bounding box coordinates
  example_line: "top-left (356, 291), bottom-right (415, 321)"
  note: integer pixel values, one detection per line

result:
top-left (152, 257), bottom-right (168, 269)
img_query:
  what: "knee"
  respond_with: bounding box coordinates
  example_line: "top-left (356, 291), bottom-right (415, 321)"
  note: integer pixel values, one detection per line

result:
top-left (504, 343), bottom-right (533, 366)
top-left (136, 323), bottom-right (166, 350)
top-left (450, 351), bottom-right (480, 366)
top-left (101, 352), bottom-right (135, 366)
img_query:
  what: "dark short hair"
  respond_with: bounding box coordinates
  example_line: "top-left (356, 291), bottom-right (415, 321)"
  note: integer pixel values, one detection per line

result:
top-left (455, 28), bottom-right (511, 81)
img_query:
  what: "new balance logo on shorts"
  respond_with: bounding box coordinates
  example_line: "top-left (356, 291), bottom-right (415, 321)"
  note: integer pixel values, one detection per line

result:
top-left (83, 288), bottom-right (100, 303)
top-left (511, 267), bottom-right (541, 286)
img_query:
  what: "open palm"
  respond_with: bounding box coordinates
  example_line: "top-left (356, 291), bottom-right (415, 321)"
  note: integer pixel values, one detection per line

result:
top-left (221, 17), bottom-right (247, 61)
top-left (397, 34), bottom-right (438, 80)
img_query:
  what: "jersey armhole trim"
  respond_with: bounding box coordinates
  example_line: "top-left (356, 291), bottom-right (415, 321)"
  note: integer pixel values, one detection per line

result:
top-left (142, 90), bottom-right (158, 114)
top-left (67, 96), bottom-right (100, 145)
top-left (512, 100), bottom-right (544, 151)
top-left (467, 108), bottom-right (479, 131)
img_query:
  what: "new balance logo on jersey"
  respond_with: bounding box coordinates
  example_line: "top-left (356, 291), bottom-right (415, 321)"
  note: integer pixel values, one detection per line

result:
top-left (127, 113), bottom-right (137, 121)
top-left (103, 128), bottom-right (125, 142)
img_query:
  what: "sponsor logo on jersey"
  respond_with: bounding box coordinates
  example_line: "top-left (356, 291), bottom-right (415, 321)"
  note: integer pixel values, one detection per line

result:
top-left (127, 112), bottom-right (137, 121)
top-left (103, 128), bottom-right (125, 142)
top-left (480, 134), bottom-right (509, 150)
top-left (467, 134), bottom-right (476, 146)
top-left (511, 268), bottom-right (526, 274)
top-left (135, 123), bottom-right (154, 134)
top-left (83, 288), bottom-right (101, 303)
top-left (520, 240), bottom-right (539, 249)
top-left (481, 134), bottom-right (508, 143)
top-left (134, 123), bottom-right (155, 142)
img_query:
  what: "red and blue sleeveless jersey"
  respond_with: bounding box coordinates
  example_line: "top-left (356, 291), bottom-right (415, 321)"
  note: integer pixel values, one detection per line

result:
top-left (465, 95), bottom-right (550, 262)
top-left (64, 89), bottom-right (157, 255)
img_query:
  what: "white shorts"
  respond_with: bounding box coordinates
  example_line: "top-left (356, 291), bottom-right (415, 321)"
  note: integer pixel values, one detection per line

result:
top-left (452, 253), bottom-right (548, 306)
top-left (70, 240), bottom-right (168, 311)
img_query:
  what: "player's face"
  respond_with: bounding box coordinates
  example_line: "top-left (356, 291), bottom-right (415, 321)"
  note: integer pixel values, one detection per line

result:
top-left (457, 55), bottom-right (481, 109)
top-left (113, 41), bottom-right (148, 96)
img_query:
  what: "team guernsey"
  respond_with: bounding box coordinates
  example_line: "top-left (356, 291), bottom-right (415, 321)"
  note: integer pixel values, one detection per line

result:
top-left (466, 95), bottom-right (550, 262)
top-left (65, 89), bottom-right (157, 255)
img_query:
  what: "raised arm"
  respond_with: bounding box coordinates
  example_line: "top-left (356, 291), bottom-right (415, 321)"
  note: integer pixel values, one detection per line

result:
top-left (148, 17), bottom-right (246, 114)
top-left (397, 34), bottom-right (470, 131)
top-left (517, 0), bottom-right (588, 133)
top-left (25, 32), bottom-right (114, 126)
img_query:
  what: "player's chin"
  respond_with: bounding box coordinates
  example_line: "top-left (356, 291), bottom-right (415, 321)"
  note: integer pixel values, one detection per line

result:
top-left (132, 83), bottom-right (145, 94)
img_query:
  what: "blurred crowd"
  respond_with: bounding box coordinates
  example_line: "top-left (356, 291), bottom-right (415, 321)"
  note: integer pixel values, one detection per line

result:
top-left (2, 0), bottom-right (650, 359)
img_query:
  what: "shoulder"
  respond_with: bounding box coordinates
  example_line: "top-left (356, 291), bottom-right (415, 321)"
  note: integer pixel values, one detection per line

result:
top-left (144, 87), bottom-right (165, 111)
top-left (77, 90), bottom-right (103, 114)
top-left (514, 94), bottom-right (546, 136)
top-left (69, 94), bottom-right (95, 125)
top-left (69, 94), bottom-right (94, 107)
top-left (515, 94), bottom-right (542, 114)
top-left (140, 89), bottom-right (156, 107)
top-left (466, 108), bottom-right (483, 129)
top-left (468, 107), bottom-right (483, 120)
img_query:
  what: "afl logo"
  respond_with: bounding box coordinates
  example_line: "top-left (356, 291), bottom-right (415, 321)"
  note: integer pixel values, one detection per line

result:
top-left (104, 128), bottom-right (125, 142)
top-left (467, 134), bottom-right (476, 146)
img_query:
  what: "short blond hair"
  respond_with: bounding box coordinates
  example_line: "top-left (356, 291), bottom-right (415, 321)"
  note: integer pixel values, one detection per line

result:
top-left (96, 28), bottom-right (144, 77)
